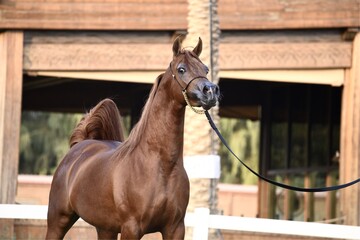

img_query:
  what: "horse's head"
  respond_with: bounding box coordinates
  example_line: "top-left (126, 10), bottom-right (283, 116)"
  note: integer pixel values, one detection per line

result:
top-left (169, 36), bottom-right (220, 111)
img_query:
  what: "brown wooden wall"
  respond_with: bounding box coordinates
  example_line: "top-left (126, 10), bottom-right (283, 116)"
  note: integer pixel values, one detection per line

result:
top-left (22, 30), bottom-right (353, 72)
top-left (1, 0), bottom-right (359, 30)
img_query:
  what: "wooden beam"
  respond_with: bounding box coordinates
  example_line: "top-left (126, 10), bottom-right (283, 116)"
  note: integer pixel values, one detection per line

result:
top-left (0, 31), bottom-right (23, 204)
top-left (23, 41), bottom-right (352, 71)
top-left (304, 174), bottom-right (314, 222)
top-left (24, 43), bottom-right (173, 71)
top-left (325, 172), bottom-right (337, 222)
top-left (219, 69), bottom-right (344, 86)
top-left (258, 180), bottom-right (275, 218)
top-left (0, 31), bottom-right (23, 238)
top-left (29, 71), bottom-right (161, 84)
top-left (340, 33), bottom-right (360, 226)
top-left (0, 0), bottom-right (187, 30)
top-left (220, 42), bottom-right (352, 70)
top-left (30, 69), bottom-right (345, 87)
top-left (0, 0), bottom-right (359, 30)
top-left (283, 177), bottom-right (295, 220)
top-left (219, 0), bottom-right (360, 30)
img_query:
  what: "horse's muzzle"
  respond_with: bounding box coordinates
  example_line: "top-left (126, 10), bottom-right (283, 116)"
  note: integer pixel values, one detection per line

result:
top-left (200, 81), bottom-right (220, 110)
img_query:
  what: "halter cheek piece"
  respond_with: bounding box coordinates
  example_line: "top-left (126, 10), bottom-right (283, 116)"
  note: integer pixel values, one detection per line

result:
top-left (170, 63), bottom-right (207, 114)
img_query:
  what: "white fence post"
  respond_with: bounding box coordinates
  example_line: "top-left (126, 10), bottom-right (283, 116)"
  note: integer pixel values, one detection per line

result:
top-left (183, 155), bottom-right (220, 179)
top-left (192, 208), bottom-right (210, 240)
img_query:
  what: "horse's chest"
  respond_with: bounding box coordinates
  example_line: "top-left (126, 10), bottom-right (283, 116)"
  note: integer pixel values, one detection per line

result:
top-left (144, 180), bottom-right (188, 215)
top-left (156, 177), bottom-right (189, 215)
top-left (141, 189), bottom-right (187, 232)
top-left (113, 164), bottom-right (189, 230)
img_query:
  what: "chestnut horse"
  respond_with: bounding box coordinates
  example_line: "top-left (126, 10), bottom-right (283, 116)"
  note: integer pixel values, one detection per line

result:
top-left (46, 36), bottom-right (220, 240)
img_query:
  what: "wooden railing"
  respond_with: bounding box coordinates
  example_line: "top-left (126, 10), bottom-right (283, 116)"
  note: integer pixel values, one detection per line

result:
top-left (1, 204), bottom-right (359, 239)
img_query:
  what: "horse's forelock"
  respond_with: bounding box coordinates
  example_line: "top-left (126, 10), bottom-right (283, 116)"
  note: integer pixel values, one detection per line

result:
top-left (173, 50), bottom-right (201, 67)
top-left (183, 51), bottom-right (204, 72)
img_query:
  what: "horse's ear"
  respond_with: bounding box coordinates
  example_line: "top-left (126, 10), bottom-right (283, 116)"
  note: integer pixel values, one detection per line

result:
top-left (172, 35), bottom-right (184, 57)
top-left (193, 37), bottom-right (202, 57)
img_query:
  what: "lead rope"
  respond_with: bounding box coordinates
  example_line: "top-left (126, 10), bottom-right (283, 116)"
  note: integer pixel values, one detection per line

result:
top-left (172, 62), bottom-right (360, 191)
top-left (171, 62), bottom-right (360, 191)
top-left (204, 110), bottom-right (360, 192)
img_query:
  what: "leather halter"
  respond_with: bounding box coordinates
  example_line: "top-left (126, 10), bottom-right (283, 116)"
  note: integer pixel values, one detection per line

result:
top-left (169, 63), bottom-right (208, 91)
top-left (169, 63), bottom-right (207, 114)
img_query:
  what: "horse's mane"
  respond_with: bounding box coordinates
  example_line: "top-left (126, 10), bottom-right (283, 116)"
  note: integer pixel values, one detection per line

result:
top-left (117, 73), bottom-right (164, 155)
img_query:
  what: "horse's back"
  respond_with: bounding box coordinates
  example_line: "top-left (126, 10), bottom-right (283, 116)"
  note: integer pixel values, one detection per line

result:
top-left (53, 139), bottom-right (120, 180)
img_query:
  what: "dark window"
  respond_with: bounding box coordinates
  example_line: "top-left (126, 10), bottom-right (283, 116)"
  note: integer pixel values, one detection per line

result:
top-left (261, 83), bottom-right (341, 222)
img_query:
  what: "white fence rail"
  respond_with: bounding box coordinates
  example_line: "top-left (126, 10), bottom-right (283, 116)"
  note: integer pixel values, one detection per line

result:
top-left (1, 204), bottom-right (360, 239)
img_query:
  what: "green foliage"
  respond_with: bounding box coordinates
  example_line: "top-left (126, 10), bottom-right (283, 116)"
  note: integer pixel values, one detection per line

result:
top-left (19, 111), bottom-right (83, 175)
top-left (219, 118), bottom-right (260, 185)
top-left (19, 110), bottom-right (260, 183)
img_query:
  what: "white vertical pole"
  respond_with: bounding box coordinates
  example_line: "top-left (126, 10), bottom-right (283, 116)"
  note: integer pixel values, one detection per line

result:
top-left (192, 208), bottom-right (210, 240)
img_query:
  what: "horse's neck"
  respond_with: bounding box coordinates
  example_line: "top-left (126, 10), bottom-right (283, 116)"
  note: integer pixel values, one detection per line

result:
top-left (142, 84), bottom-right (185, 162)
top-left (120, 78), bottom-right (185, 169)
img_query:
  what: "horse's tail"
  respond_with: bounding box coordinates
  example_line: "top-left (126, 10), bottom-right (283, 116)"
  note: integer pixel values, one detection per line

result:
top-left (69, 98), bottom-right (125, 148)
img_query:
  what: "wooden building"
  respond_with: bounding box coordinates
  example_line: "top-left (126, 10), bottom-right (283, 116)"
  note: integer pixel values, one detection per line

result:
top-left (1, 0), bottom-right (359, 238)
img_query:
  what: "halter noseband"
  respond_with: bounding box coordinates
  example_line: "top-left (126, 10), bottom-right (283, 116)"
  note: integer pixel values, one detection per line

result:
top-left (170, 63), bottom-right (207, 114)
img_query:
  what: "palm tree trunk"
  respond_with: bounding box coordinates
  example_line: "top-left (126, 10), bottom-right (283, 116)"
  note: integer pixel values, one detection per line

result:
top-left (184, 0), bottom-right (221, 239)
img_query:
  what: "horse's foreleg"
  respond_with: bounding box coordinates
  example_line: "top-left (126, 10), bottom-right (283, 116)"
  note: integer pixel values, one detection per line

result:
top-left (96, 228), bottom-right (118, 240)
top-left (45, 211), bottom-right (79, 240)
top-left (161, 221), bottom-right (185, 240)
top-left (120, 222), bottom-right (142, 240)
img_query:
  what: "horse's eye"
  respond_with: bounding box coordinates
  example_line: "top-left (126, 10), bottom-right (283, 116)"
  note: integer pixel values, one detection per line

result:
top-left (178, 67), bottom-right (186, 74)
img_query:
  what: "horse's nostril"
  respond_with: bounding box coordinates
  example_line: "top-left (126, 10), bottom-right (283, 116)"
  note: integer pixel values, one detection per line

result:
top-left (203, 84), bottom-right (210, 95)
top-left (214, 85), bottom-right (220, 95)
top-left (203, 83), bottom-right (220, 98)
